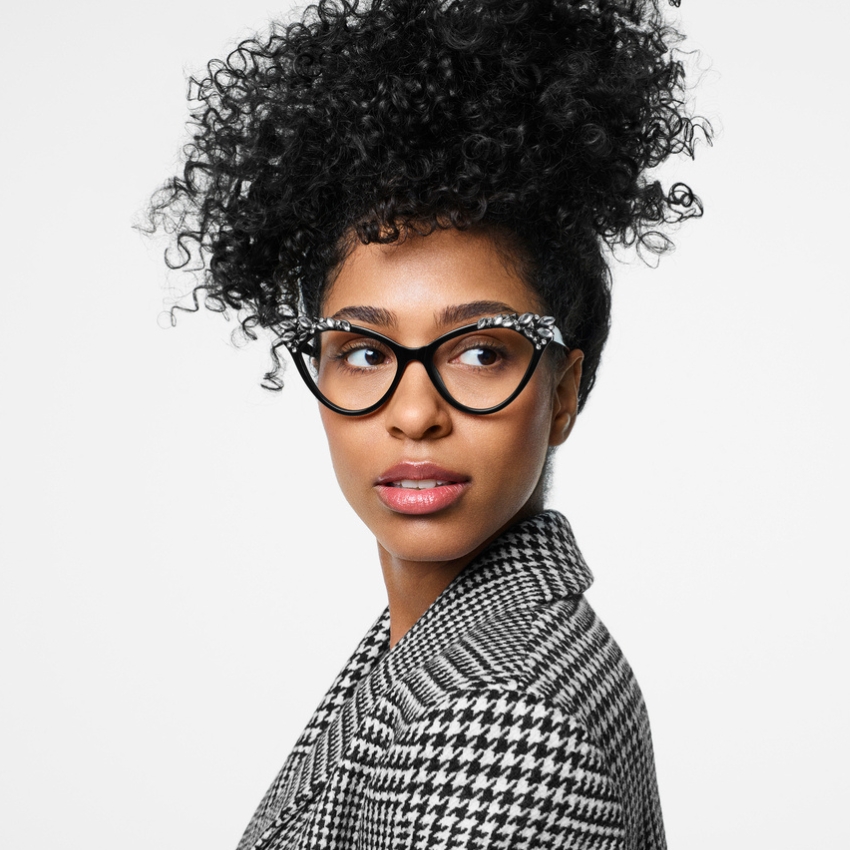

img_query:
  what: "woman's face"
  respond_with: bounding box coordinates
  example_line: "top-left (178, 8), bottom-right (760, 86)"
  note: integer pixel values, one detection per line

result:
top-left (319, 227), bottom-right (583, 566)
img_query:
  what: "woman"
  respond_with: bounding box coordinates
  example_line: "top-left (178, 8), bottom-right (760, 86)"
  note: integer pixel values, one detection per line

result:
top-left (149, 0), bottom-right (706, 847)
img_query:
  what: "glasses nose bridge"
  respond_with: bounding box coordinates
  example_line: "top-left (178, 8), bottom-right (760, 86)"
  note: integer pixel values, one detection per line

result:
top-left (392, 340), bottom-right (441, 399)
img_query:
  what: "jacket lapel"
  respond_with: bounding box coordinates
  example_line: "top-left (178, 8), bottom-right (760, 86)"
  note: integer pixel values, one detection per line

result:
top-left (243, 608), bottom-right (390, 849)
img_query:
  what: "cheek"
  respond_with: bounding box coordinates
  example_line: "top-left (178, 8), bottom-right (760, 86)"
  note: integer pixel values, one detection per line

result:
top-left (508, 386), bottom-right (557, 487)
top-left (507, 397), bottom-right (553, 481)
top-left (464, 382), bottom-right (554, 489)
top-left (512, 376), bottom-right (556, 449)
top-left (319, 408), bottom-right (372, 497)
top-left (319, 408), bottom-right (349, 470)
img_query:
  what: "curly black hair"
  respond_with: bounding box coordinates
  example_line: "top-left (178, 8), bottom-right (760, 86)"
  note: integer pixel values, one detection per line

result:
top-left (147, 0), bottom-right (708, 410)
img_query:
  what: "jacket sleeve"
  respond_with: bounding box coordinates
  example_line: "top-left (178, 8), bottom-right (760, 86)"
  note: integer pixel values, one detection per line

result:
top-left (356, 688), bottom-right (625, 850)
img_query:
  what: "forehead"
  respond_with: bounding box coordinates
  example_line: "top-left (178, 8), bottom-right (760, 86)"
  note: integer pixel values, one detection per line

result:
top-left (321, 228), bottom-right (542, 337)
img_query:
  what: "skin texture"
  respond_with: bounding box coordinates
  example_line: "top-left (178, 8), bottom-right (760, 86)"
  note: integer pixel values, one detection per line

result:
top-left (319, 228), bottom-right (583, 648)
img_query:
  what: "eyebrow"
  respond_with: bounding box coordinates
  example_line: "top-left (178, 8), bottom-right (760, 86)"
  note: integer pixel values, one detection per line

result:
top-left (436, 301), bottom-right (516, 327)
top-left (329, 305), bottom-right (398, 327)
top-left (329, 300), bottom-right (516, 329)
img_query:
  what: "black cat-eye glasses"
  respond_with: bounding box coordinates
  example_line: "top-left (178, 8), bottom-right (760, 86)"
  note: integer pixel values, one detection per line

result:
top-left (277, 312), bottom-right (566, 416)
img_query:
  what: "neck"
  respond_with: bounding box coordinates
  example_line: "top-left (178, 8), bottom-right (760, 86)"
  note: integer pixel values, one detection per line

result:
top-left (378, 546), bottom-right (471, 649)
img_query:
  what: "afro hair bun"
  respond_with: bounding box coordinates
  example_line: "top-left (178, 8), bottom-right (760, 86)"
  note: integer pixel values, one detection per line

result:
top-left (148, 0), bottom-right (709, 408)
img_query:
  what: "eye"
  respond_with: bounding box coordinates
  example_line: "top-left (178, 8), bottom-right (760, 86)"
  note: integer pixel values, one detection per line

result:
top-left (344, 346), bottom-right (387, 368)
top-left (456, 346), bottom-right (500, 367)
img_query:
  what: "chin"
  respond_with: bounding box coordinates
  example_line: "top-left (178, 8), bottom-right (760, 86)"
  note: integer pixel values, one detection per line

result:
top-left (372, 509), bottom-right (510, 565)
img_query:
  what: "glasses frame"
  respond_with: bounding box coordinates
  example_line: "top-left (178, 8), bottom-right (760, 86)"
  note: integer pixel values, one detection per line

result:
top-left (278, 312), bottom-right (567, 416)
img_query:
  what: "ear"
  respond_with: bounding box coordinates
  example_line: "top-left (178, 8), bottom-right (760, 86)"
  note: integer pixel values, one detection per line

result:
top-left (549, 349), bottom-right (583, 447)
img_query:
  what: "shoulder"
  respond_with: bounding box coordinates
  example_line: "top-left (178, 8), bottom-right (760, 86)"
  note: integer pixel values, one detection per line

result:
top-left (360, 685), bottom-right (625, 849)
top-left (382, 686), bottom-right (610, 783)
top-left (399, 594), bottom-right (641, 730)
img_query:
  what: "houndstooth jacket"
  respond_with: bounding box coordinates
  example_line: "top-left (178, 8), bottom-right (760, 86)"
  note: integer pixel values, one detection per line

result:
top-left (237, 511), bottom-right (665, 850)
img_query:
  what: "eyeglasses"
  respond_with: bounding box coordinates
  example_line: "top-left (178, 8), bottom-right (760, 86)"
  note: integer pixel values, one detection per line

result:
top-left (277, 312), bottom-right (566, 416)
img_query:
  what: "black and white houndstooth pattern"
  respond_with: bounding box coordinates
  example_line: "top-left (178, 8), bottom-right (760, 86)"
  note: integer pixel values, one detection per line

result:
top-left (237, 512), bottom-right (665, 849)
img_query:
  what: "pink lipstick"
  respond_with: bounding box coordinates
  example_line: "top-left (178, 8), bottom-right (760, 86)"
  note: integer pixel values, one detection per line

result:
top-left (375, 462), bottom-right (469, 515)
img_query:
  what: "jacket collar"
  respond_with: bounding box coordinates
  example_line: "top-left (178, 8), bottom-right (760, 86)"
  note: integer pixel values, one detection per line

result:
top-left (256, 510), bottom-right (592, 845)
top-left (382, 509), bottom-right (592, 675)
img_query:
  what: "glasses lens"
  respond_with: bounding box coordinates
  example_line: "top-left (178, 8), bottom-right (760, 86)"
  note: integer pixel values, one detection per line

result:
top-left (434, 327), bottom-right (535, 410)
top-left (300, 329), bottom-right (397, 411)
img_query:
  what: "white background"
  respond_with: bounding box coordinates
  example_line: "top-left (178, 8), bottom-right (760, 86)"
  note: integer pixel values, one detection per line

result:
top-left (1, 2), bottom-right (847, 848)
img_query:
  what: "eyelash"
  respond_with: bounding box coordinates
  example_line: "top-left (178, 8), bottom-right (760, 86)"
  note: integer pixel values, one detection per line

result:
top-left (331, 340), bottom-right (392, 365)
top-left (450, 340), bottom-right (510, 362)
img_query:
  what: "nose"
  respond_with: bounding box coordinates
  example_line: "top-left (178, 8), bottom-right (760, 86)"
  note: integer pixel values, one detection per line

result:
top-left (382, 361), bottom-right (452, 440)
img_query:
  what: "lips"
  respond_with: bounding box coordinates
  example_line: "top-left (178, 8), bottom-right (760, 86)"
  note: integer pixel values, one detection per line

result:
top-left (375, 462), bottom-right (469, 515)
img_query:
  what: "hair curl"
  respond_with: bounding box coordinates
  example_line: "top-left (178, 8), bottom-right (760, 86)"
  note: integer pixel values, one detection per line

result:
top-left (146, 0), bottom-right (709, 409)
